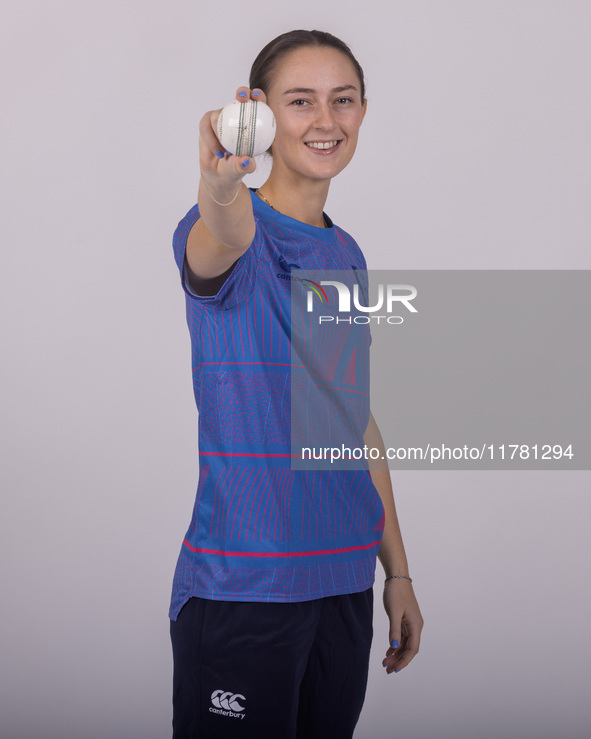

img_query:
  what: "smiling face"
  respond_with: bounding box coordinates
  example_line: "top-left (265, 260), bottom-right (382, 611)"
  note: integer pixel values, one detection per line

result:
top-left (265, 45), bottom-right (367, 185)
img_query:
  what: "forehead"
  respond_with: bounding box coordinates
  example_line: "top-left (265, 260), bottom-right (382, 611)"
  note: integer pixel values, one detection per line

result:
top-left (269, 46), bottom-right (360, 93)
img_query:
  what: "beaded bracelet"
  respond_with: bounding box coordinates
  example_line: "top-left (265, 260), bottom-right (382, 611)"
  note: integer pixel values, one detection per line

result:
top-left (384, 575), bottom-right (413, 584)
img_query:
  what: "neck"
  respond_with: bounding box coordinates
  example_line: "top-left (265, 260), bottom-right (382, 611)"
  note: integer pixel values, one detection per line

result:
top-left (259, 162), bottom-right (331, 228)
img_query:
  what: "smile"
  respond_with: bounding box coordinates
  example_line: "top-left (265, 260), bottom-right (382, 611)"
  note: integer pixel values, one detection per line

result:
top-left (305, 140), bottom-right (342, 151)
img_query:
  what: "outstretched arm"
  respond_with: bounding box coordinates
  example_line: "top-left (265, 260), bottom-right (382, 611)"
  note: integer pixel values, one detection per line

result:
top-left (363, 410), bottom-right (424, 675)
top-left (186, 86), bottom-right (263, 283)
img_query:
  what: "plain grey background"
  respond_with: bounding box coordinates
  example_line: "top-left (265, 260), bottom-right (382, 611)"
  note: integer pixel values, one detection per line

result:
top-left (1, 1), bottom-right (590, 737)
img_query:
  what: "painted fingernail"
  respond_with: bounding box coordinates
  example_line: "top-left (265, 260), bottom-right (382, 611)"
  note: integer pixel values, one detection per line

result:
top-left (238, 91), bottom-right (247, 98)
top-left (395, 668), bottom-right (402, 673)
top-left (216, 150), bottom-right (224, 159)
top-left (224, 149), bottom-right (232, 156)
top-left (391, 639), bottom-right (399, 649)
top-left (252, 90), bottom-right (261, 96)
top-left (241, 158), bottom-right (250, 167)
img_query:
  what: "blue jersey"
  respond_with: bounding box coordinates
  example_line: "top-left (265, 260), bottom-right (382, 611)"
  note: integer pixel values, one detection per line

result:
top-left (169, 189), bottom-right (385, 619)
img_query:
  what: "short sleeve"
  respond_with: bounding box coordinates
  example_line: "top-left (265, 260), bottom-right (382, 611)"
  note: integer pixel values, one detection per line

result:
top-left (172, 202), bottom-right (259, 310)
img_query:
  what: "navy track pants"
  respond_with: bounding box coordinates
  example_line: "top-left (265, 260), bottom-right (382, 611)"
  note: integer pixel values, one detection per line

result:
top-left (170, 587), bottom-right (374, 738)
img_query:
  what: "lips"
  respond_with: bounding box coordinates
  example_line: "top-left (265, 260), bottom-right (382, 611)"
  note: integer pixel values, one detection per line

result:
top-left (304, 139), bottom-right (342, 152)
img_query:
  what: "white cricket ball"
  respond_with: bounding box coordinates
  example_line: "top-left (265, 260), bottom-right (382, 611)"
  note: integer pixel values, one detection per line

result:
top-left (217, 99), bottom-right (276, 157)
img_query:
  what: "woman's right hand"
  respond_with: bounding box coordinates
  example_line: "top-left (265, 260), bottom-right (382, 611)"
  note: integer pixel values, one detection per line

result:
top-left (199, 86), bottom-right (266, 187)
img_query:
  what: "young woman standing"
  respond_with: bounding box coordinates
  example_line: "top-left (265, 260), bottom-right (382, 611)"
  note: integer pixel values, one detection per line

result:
top-left (169, 30), bottom-right (423, 739)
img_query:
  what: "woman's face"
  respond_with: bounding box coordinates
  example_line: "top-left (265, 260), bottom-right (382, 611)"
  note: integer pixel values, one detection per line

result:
top-left (265, 46), bottom-right (367, 184)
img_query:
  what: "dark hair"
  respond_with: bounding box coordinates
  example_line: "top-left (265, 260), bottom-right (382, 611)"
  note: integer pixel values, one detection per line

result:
top-left (249, 29), bottom-right (366, 102)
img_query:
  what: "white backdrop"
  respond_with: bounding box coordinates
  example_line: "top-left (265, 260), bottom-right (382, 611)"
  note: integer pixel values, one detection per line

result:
top-left (1, 1), bottom-right (590, 737)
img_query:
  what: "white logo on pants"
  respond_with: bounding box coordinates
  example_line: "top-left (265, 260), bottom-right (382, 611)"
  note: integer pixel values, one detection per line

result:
top-left (210, 690), bottom-right (246, 720)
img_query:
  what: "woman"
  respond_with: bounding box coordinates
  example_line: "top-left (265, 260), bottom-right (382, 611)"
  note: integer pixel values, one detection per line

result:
top-left (169, 29), bottom-right (423, 739)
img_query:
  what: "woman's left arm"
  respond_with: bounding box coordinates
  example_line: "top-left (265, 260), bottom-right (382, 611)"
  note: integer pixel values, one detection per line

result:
top-left (363, 410), bottom-right (424, 675)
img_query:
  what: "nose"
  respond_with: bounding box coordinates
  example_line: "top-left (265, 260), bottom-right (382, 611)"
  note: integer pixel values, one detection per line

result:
top-left (313, 102), bottom-right (336, 131)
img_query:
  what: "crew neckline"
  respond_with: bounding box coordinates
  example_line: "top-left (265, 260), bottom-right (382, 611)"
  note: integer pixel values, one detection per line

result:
top-left (249, 188), bottom-right (337, 242)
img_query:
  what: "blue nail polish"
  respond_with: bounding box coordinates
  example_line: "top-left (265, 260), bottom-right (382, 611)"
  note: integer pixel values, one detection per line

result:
top-left (391, 639), bottom-right (399, 649)
top-left (395, 668), bottom-right (402, 673)
top-left (241, 158), bottom-right (250, 167)
top-left (238, 91), bottom-right (247, 98)
top-left (252, 91), bottom-right (261, 96)
top-left (224, 149), bottom-right (232, 156)
top-left (216, 150), bottom-right (224, 159)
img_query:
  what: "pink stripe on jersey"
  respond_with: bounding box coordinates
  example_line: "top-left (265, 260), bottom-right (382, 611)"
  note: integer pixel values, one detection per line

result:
top-left (199, 452), bottom-right (298, 458)
top-left (194, 362), bottom-right (304, 369)
top-left (182, 539), bottom-right (381, 557)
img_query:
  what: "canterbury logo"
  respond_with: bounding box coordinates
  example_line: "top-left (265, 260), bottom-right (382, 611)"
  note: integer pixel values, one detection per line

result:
top-left (211, 690), bottom-right (246, 712)
top-left (278, 254), bottom-right (300, 272)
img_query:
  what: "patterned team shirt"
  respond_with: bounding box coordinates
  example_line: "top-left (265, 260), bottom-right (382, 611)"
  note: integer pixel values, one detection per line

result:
top-left (169, 189), bottom-right (385, 619)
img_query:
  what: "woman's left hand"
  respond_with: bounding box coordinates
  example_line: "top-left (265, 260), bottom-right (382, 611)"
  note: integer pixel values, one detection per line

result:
top-left (381, 579), bottom-right (423, 674)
